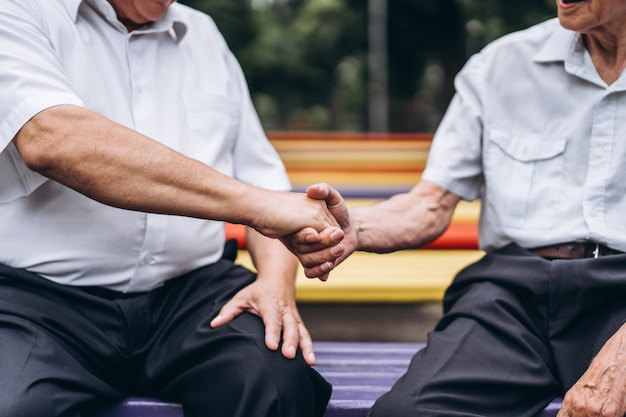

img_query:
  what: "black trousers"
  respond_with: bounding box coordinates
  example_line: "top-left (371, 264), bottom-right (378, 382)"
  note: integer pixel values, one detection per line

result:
top-left (369, 243), bottom-right (626, 417)
top-left (0, 260), bottom-right (331, 417)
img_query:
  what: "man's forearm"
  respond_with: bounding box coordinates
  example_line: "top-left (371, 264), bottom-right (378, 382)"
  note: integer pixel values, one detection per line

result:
top-left (351, 180), bottom-right (460, 253)
top-left (247, 228), bottom-right (298, 284)
top-left (14, 105), bottom-right (257, 220)
top-left (13, 104), bottom-right (339, 240)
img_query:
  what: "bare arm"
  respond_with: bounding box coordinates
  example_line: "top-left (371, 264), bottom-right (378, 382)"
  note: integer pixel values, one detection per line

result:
top-left (350, 180), bottom-right (461, 253)
top-left (558, 323), bottom-right (626, 417)
top-left (289, 181), bottom-right (461, 278)
top-left (13, 105), bottom-right (340, 240)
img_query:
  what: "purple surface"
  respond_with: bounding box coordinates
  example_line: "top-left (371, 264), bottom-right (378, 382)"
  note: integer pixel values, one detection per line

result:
top-left (86, 342), bottom-right (562, 417)
top-left (314, 341), bottom-right (419, 416)
top-left (315, 342), bottom-right (562, 417)
top-left (292, 185), bottom-right (411, 199)
top-left (87, 398), bottom-right (183, 417)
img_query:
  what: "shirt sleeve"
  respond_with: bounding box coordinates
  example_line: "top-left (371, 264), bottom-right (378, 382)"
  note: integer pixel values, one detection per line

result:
top-left (421, 52), bottom-right (487, 202)
top-left (0, 2), bottom-right (84, 201)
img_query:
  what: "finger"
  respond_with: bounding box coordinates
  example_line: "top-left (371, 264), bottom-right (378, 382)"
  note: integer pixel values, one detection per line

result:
top-left (305, 183), bottom-right (331, 200)
top-left (280, 227), bottom-right (341, 258)
top-left (297, 244), bottom-right (344, 269)
top-left (262, 306), bottom-right (282, 352)
top-left (297, 322), bottom-right (316, 366)
top-left (317, 272), bottom-right (329, 282)
top-left (303, 261), bottom-right (335, 280)
top-left (319, 227), bottom-right (344, 245)
top-left (322, 185), bottom-right (344, 209)
top-left (299, 227), bottom-right (323, 244)
top-left (210, 299), bottom-right (245, 328)
top-left (291, 227), bottom-right (344, 257)
top-left (279, 309), bottom-right (300, 360)
top-left (308, 183), bottom-right (346, 213)
top-left (307, 184), bottom-right (348, 224)
top-left (324, 188), bottom-right (351, 229)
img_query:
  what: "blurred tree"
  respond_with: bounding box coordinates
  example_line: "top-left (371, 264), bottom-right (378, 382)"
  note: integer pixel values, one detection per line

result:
top-left (178, 0), bottom-right (257, 53)
top-left (386, 0), bottom-right (465, 132)
top-left (177, 0), bottom-right (558, 132)
top-left (461, 0), bottom-right (557, 56)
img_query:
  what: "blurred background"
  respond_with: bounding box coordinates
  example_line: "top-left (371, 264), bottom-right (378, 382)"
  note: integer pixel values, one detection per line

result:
top-left (179, 0), bottom-right (556, 133)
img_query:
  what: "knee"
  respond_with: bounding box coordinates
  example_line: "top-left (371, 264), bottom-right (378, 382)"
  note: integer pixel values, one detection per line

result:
top-left (368, 395), bottom-right (406, 417)
top-left (181, 347), bottom-right (330, 417)
top-left (251, 350), bottom-right (331, 417)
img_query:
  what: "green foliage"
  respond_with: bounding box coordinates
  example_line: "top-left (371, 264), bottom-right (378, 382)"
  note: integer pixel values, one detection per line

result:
top-left (460, 0), bottom-right (557, 55)
top-left (178, 0), bottom-right (257, 52)
top-left (177, 0), bottom-right (558, 132)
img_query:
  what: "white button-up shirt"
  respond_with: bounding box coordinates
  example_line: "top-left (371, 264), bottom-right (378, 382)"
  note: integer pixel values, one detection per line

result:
top-left (422, 18), bottom-right (626, 252)
top-left (0, 0), bottom-right (290, 291)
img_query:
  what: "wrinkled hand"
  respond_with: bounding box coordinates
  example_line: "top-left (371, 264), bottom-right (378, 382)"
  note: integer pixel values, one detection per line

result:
top-left (283, 183), bottom-right (357, 279)
top-left (251, 189), bottom-right (345, 280)
top-left (252, 190), bottom-right (341, 241)
top-left (209, 277), bottom-right (317, 366)
top-left (557, 326), bottom-right (626, 417)
top-left (279, 226), bottom-right (344, 281)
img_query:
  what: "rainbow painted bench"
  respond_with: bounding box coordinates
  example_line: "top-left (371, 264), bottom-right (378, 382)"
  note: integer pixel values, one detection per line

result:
top-left (86, 342), bottom-right (562, 417)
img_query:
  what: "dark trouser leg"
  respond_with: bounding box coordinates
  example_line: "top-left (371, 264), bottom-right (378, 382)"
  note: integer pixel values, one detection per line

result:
top-left (0, 260), bottom-right (331, 417)
top-left (546, 254), bottom-right (626, 389)
top-left (0, 267), bottom-right (127, 417)
top-left (369, 244), bottom-right (562, 417)
top-left (133, 261), bottom-right (331, 417)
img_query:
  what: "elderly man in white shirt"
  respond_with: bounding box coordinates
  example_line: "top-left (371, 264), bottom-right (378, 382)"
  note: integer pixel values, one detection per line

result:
top-left (297, 0), bottom-right (626, 416)
top-left (0, 1), bottom-right (344, 416)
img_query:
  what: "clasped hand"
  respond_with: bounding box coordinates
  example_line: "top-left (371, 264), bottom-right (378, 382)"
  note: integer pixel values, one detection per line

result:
top-left (279, 183), bottom-right (355, 281)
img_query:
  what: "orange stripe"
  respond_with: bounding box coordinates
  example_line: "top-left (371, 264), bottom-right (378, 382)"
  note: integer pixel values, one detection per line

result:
top-left (268, 131), bottom-right (434, 142)
top-left (225, 222), bottom-right (478, 250)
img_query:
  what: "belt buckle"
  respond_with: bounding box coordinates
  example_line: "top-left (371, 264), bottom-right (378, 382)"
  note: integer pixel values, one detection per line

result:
top-left (592, 242), bottom-right (600, 258)
top-left (576, 240), bottom-right (601, 258)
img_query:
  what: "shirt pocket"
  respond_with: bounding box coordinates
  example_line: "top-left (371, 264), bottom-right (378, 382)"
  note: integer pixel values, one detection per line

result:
top-left (183, 94), bottom-right (241, 173)
top-left (484, 128), bottom-right (567, 228)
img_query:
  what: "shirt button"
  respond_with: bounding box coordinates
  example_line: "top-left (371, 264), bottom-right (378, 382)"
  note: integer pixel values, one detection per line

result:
top-left (595, 149), bottom-right (605, 157)
top-left (142, 254), bottom-right (154, 264)
top-left (589, 208), bottom-right (598, 217)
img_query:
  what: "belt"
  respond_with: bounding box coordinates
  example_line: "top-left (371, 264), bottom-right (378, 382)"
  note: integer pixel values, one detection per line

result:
top-left (529, 241), bottom-right (623, 260)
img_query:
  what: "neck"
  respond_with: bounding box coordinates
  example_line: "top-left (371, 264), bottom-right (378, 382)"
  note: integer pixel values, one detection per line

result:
top-left (584, 32), bottom-right (626, 85)
top-left (118, 17), bottom-right (146, 32)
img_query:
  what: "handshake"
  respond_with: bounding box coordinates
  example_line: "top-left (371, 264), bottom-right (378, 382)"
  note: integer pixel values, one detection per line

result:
top-left (253, 182), bottom-right (355, 282)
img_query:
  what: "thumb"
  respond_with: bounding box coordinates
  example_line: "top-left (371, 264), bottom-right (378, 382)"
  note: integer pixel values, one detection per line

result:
top-left (306, 183), bottom-right (331, 200)
top-left (308, 183), bottom-right (350, 230)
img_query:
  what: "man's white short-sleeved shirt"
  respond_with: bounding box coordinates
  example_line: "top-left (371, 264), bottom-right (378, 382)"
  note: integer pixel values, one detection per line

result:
top-left (0, 0), bottom-right (291, 291)
top-left (422, 18), bottom-right (626, 252)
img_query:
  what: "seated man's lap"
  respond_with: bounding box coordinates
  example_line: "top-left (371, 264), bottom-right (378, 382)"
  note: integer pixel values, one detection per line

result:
top-left (137, 261), bottom-right (331, 417)
top-left (369, 281), bottom-right (561, 417)
top-left (370, 245), bottom-right (626, 417)
top-left (0, 261), bottom-right (330, 417)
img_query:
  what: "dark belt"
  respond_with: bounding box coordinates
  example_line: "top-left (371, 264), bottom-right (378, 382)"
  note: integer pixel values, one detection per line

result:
top-left (529, 241), bottom-right (624, 260)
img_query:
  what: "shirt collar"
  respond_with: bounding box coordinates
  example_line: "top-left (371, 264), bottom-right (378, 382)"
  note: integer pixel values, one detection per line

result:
top-left (533, 22), bottom-right (580, 64)
top-left (533, 21), bottom-right (608, 87)
top-left (148, 4), bottom-right (188, 42)
top-left (66, 0), bottom-right (188, 42)
top-left (64, 0), bottom-right (83, 22)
